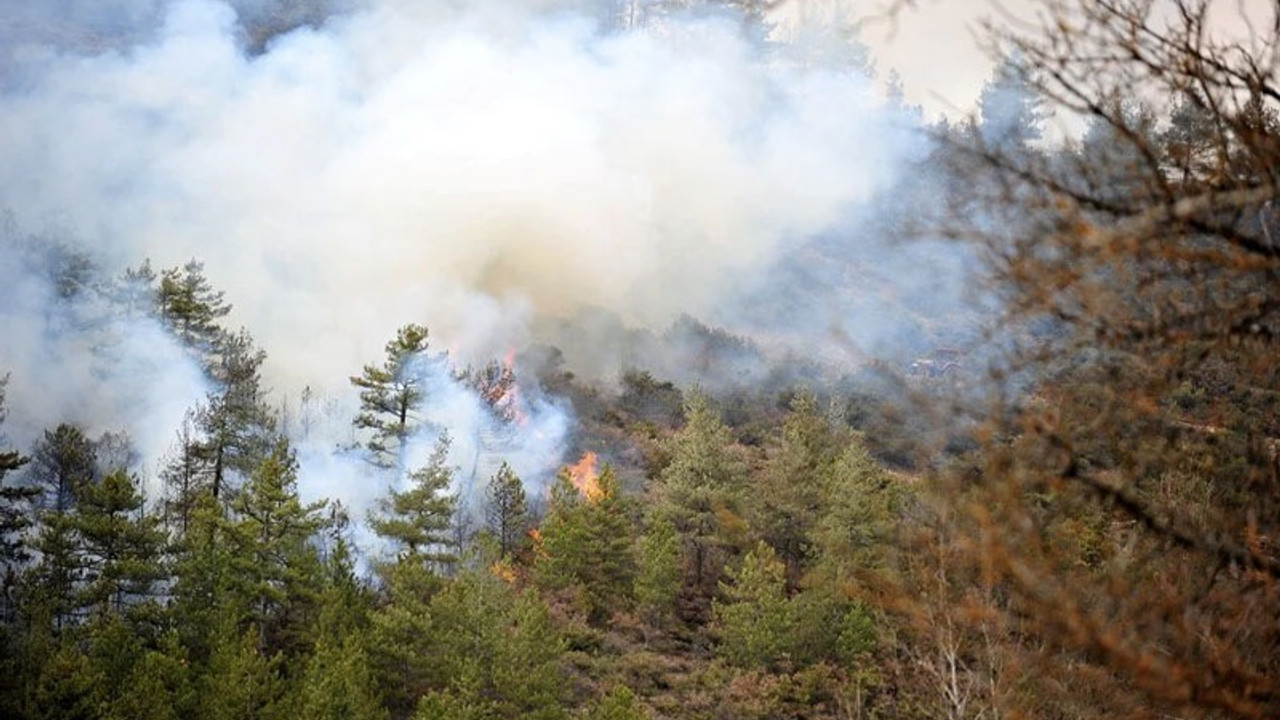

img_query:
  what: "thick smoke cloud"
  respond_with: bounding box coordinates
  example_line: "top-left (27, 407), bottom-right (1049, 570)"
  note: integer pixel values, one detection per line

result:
top-left (0, 223), bottom-right (210, 488)
top-left (0, 0), bottom-right (906, 378)
top-left (0, 0), bottom-right (926, 519)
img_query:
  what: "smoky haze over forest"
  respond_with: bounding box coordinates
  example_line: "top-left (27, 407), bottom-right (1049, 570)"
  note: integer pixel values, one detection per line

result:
top-left (0, 0), bottom-right (984, 518)
top-left (2, 2), bottom-right (1277, 717)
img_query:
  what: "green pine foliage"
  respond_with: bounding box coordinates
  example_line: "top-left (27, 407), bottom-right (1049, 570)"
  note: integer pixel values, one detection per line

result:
top-left (296, 633), bottom-right (387, 720)
top-left (0, 375), bottom-right (36, 627)
top-left (200, 623), bottom-right (287, 720)
top-left (369, 433), bottom-right (458, 569)
top-left (582, 685), bottom-right (651, 720)
top-left (225, 439), bottom-right (327, 655)
top-left (813, 437), bottom-right (903, 579)
top-left (29, 423), bottom-right (97, 516)
top-left (296, 537), bottom-right (384, 720)
top-left (350, 323), bottom-right (439, 469)
top-left (713, 542), bottom-right (794, 669)
top-left (655, 391), bottom-right (748, 612)
top-left (169, 493), bottom-right (238, 661)
top-left (85, 616), bottom-right (190, 720)
top-left (485, 461), bottom-right (530, 559)
top-left (408, 570), bottom-right (566, 720)
top-left (73, 469), bottom-right (165, 619)
top-left (750, 391), bottom-right (842, 575)
top-left (369, 559), bottom-right (441, 714)
top-left (157, 260), bottom-right (231, 361)
top-left (27, 639), bottom-right (102, 720)
top-left (634, 512), bottom-right (680, 626)
top-left (194, 329), bottom-right (277, 501)
top-left (536, 464), bottom-right (636, 624)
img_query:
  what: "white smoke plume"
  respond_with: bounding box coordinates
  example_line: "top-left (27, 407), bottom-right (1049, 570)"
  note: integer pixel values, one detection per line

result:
top-left (0, 222), bottom-right (211, 494)
top-left (0, 0), bottom-right (924, 518)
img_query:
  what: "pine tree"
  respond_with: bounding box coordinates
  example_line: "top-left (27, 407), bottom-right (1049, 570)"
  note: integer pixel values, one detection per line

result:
top-left (104, 638), bottom-right (193, 720)
top-left (292, 531), bottom-right (385, 718)
top-left (226, 439), bottom-right (326, 655)
top-left (350, 324), bottom-right (441, 469)
top-left (115, 258), bottom-right (158, 319)
top-left (634, 512), bottom-right (680, 626)
top-left (0, 375), bottom-right (35, 623)
top-left (169, 493), bottom-right (237, 663)
top-left (29, 424), bottom-right (97, 516)
top-left (0, 375), bottom-right (35, 719)
top-left (713, 542), bottom-right (793, 669)
top-left (84, 614), bottom-right (196, 720)
top-left (537, 464), bottom-right (636, 623)
top-left (750, 391), bottom-right (840, 575)
top-left (977, 53), bottom-right (1047, 153)
top-left (158, 259), bottom-right (230, 362)
top-left (413, 571), bottom-right (565, 720)
top-left (484, 461), bottom-right (529, 559)
top-left (200, 622), bottom-right (287, 720)
top-left (1074, 99), bottom-right (1159, 204)
top-left (27, 510), bottom-right (81, 633)
top-left (656, 390), bottom-right (746, 608)
top-left (583, 685), bottom-right (650, 720)
top-left (1160, 90), bottom-right (1221, 187)
top-left (26, 424), bottom-right (99, 631)
top-left (369, 433), bottom-right (457, 569)
top-left (369, 560), bottom-right (440, 715)
top-left (27, 639), bottom-right (102, 720)
top-left (194, 329), bottom-right (276, 500)
top-left (73, 469), bottom-right (166, 619)
top-left (296, 633), bottom-right (386, 720)
top-left (815, 438), bottom-right (900, 577)
top-left (160, 413), bottom-right (203, 538)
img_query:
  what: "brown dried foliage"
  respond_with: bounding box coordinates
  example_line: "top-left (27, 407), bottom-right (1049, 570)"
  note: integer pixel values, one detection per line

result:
top-left (919, 1), bottom-right (1280, 717)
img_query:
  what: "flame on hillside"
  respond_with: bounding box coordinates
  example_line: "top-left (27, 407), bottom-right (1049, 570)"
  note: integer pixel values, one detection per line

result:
top-left (469, 349), bottom-right (528, 425)
top-left (490, 560), bottom-right (518, 584)
top-left (503, 348), bottom-right (529, 426)
top-left (528, 527), bottom-right (547, 560)
top-left (567, 451), bottom-right (604, 502)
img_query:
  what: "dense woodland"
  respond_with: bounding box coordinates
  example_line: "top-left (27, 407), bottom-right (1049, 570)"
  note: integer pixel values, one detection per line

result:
top-left (1, 0), bottom-right (1279, 718)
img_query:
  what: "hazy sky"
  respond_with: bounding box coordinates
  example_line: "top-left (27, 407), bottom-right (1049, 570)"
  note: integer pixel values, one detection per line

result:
top-left (833, 0), bottom-right (1275, 123)
top-left (856, 0), bottom-right (996, 118)
top-left (769, 0), bottom-right (1001, 120)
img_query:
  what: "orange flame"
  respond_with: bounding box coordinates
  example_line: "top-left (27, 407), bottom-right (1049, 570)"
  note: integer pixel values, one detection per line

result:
top-left (503, 348), bottom-right (530, 426)
top-left (567, 451), bottom-right (604, 502)
top-left (528, 527), bottom-right (547, 560)
top-left (490, 560), bottom-right (518, 584)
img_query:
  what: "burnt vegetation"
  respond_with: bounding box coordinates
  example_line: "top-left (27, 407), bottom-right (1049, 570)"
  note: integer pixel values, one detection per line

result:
top-left (0, 0), bottom-right (1278, 718)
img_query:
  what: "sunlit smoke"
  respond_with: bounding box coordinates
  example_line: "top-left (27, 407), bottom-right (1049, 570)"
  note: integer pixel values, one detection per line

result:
top-left (0, 0), bottom-right (940, 520)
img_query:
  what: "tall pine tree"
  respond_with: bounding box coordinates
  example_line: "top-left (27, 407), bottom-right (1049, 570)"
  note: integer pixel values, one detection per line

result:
top-left (484, 461), bottom-right (529, 559)
top-left (73, 469), bottom-right (166, 620)
top-left (537, 464), bottom-right (636, 623)
top-left (369, 433), bottom-right (457, 570)
top-left (226, 439), bottom-right (326, 656)
top-left (158, 260), bottom-right (230, 363)
top-left (350, 324), bottom-right (441, 469)
top-left (655, 391), bottom-right (746, 614)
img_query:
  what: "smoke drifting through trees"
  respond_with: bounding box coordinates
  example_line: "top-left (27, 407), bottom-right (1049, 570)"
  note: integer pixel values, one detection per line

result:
top-left (0, 0), bottom-right (971, 515)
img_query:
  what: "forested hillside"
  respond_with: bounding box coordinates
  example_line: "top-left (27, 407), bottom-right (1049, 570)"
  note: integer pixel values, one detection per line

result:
top-left (1, 1), bottom-right (1277, 719)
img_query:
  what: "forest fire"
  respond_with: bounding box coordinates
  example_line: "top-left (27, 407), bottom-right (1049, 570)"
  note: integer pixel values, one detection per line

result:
top-left (528, 527), bottom-right (547, 561)
top-left (504, 349), bottom-right (529, 426)
top-left (566, 451), bottom-right (604, 502)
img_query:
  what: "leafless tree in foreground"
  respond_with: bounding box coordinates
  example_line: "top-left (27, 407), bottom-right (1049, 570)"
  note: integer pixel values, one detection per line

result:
top-left (916, 1), bottom-right (1280, 717)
